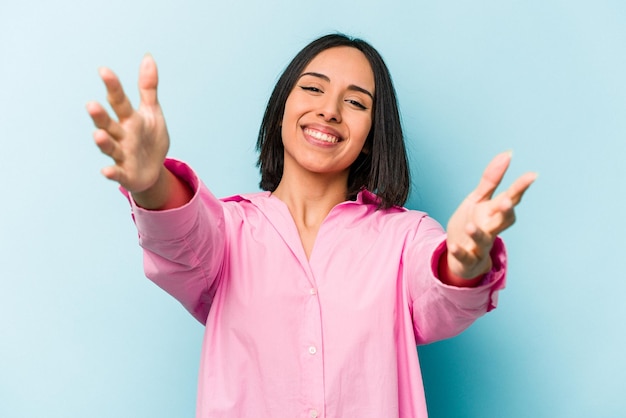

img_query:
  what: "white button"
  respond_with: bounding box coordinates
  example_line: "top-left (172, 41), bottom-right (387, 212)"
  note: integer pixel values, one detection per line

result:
top-left (308, 346), bottom-right (317, 355)
top-left (309, 288), bottom-right (317, 295)
top-left (309, 409), bottom-right (319, 418)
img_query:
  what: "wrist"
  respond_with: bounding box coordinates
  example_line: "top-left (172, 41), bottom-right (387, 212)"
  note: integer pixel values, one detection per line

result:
top-left (438, 250), bottom-right (486, 288)
top-left (131, 165), bottom-right (193, 210)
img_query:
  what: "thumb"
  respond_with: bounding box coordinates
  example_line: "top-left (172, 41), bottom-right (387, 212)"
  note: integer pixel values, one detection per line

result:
top-left (138, 53), bottom-right (159, 106)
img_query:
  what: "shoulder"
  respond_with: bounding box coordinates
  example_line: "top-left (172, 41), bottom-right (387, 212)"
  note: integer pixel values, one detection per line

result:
top-left (218, 191), bottom-right (290, 229)
top-left (336, 190), bottom-right (442, 235)
top-left (221, 191), bottom-right (271, 204)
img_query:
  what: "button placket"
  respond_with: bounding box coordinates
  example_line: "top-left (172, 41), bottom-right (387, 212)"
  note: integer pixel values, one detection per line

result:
top-left (300, 269), bottom-right (324, 417)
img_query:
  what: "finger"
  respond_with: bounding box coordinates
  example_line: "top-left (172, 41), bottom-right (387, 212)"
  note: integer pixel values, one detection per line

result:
top-left (488, 207), bottom-right (516, 236)
top-left (505, 171), bottom-right (537, 206)
top-left (98, 67), bottom-right (134, 120)
top-left (469, 151), bottom-right (512, 202)
top-left (477, 196), bottom-right (517, 236)
top-left (465, 222), bottom-right (495, 249)
top-left (101, 165), bottom-right (124, 183)
top-left (138, 54), bottom-right (159, 107)
top-left (86, 101), bottom-right (125, 139)
top-left (484, 193), bottom-right (513, 217)
top-left (482, 171), bottom-right (535, 231)
top-left (448, 241), bottom-right (481, 267)
top-left (93, 129), bottom-right (125, 162)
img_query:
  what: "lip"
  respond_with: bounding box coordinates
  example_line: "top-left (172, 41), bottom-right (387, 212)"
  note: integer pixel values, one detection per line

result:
top-left (302, 124), bottom-right (344, 146)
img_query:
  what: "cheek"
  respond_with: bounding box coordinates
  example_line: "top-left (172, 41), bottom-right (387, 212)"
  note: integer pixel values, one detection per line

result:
top-left (281, 95), bottom-right (299, 130)
top-left (356, 118), bottom-right (373, 154)
top-left (356, 116), bottom-right (373, 144)
top-left (280, 108), bottom-right (294, 145)
top-left (280, 99), bottom-right (292, 143)
top-left (281, 93), bottom-right (310, 144)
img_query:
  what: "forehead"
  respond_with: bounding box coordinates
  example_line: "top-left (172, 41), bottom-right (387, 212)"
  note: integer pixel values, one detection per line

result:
top-left (302, 46), bottom-right (375, 91)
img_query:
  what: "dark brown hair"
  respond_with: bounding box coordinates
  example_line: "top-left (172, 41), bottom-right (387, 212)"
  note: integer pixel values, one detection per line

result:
top-left (256, 34), bottom-right (409, 209)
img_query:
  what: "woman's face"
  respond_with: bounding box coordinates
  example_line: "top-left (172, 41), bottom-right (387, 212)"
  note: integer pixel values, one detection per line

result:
top-left (280, 46), bottom-right (374, 180)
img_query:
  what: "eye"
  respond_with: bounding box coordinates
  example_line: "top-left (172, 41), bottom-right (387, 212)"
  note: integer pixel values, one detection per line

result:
top-left (346, 99), bottom-right (368, 110)
top-left (299, 85), bottom-right (323, 93)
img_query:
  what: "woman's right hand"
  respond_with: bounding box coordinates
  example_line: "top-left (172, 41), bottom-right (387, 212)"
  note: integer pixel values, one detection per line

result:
top-left (86, 54), bottom-right (170, 199)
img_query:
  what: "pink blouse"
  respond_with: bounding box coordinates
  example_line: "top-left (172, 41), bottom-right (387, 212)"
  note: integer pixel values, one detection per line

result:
top-left (126, 158), bottom-right (506, 418)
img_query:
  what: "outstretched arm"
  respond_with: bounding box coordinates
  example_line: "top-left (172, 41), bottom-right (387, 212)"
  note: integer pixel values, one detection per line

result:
top-left (439, 151), bottom-right (536, 287)
top-left (86, 55), bottom-right (192, 210)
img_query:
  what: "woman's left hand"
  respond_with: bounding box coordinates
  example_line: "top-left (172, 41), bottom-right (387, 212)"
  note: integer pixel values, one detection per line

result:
top-left (445, 151), bottom-right (536, 280)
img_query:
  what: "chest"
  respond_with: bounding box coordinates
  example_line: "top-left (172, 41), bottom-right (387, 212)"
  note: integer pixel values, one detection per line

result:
top-left (217, 219), bottom-right (409, 327)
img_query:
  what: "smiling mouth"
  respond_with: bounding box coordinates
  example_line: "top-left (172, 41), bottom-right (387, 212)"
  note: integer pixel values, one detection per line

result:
top-left (304, 128), bottom-right (341, 144)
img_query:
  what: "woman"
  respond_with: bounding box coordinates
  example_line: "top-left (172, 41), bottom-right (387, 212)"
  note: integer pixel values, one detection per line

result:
top-left (87, 34), bottom-right (535, 417)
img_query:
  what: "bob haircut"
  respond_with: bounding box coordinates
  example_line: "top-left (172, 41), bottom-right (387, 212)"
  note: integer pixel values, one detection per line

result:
top-left (256, 33), bottom-right (410, 209)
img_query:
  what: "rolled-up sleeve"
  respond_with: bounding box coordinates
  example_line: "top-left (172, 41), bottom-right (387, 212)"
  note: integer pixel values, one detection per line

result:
top-left (123, 159), bottom-right (226, 324)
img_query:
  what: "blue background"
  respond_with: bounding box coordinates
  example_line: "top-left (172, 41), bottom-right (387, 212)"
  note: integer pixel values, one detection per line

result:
top-left (1, 1), bottom-right (624, 417)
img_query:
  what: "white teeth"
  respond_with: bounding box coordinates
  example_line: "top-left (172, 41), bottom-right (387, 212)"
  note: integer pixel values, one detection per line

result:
top-left (304, 128), bottom-right (339, 143)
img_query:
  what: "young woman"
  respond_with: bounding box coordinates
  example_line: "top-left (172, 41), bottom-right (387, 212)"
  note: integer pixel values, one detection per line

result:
top-left (87, 34), bottom-right (535, 417)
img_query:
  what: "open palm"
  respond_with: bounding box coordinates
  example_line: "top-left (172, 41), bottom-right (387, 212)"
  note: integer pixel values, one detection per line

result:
top-left (86, 55), bottom-right (169, 194)
top-left (446, 152), bottom-right (536, 279)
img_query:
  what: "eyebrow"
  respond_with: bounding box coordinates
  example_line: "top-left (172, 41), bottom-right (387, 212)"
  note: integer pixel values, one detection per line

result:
top-left (299, 72), bottom-right (374, 100)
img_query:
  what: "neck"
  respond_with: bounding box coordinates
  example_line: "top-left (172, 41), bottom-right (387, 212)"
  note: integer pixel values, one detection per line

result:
top-left (272, 168), bottom-right (349, 229)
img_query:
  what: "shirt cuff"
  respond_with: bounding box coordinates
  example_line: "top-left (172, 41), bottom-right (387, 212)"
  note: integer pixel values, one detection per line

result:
top-left (120, 158), bottom-right (204, 241)
top-left (430, 237), bottom-right (507, 312)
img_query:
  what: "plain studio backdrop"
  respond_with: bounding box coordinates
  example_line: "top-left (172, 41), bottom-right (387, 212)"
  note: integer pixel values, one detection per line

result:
top-left (1, 1), bottom-right (624, 417)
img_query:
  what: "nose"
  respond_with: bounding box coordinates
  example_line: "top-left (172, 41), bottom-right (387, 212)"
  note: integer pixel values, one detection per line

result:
top-left (317, 96), bottom-right (342, 123)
